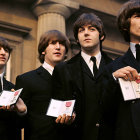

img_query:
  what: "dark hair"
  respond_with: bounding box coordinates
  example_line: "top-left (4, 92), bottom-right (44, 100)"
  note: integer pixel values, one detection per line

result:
top-left (38, 30), bottom-right (70, 63)
top-left (0, 37), bottom-right (12, 57)
top-left (73, 13), bottom-right (106, 42)
top-left (117, 0), bottom-right (140, 42)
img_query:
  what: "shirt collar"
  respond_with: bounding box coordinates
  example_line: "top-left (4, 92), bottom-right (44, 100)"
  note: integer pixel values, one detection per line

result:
top-left (0, 72), bottom-right (4, 90)
top-left (81, 51), bottom-right (101, 66)
top-left (130, 42), bottom-right (137, 54)
top-left (42, 61), bottom-right (54, 75)
top-left (0, 72), bottom-right (4, 79)
top-left (130, 42), bottom-right (140, 58)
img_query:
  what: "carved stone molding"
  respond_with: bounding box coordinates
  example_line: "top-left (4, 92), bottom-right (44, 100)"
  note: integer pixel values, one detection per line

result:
top-left (33, 0), bottom-right (79, 19)
top-left (0, 20), bottom-right (31, 36)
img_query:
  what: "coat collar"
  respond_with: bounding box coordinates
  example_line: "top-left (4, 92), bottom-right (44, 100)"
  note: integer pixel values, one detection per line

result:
top-left (122, 48), bottom-right (140, 71)
top-left (67, 53), bottom-right (84, 93)
top-left (3, 77), bottom-right (14, 90)
top-left (36, 66), bottom-right (51, 81)
top-left (3, 78), bottom-right (9, 90)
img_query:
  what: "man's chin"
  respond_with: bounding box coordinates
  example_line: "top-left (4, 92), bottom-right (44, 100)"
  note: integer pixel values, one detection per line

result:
top-left (0, 63), bottom-right (6, 68)
top-left (54, 57), bottom-right (64, 61)
top-left (54, 59), bottom-right (64, 64)
top-left (83, 46), bottom-right (95, 51)
top-left (0, 62), bottom-right (6, 65)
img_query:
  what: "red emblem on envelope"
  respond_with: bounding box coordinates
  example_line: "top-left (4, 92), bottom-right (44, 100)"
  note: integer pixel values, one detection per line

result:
top-left (14, 91), bottom-right (19, 96)
top-left (65, 101), bottom-right (72, 107)
top-left (136, 79), bottom-right (140, 84)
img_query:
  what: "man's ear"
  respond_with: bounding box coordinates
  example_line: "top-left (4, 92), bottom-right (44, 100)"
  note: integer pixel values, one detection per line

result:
top-left (100, 35), bottom-right (104, 41)
top-left (42, 52), bottom-right (45, 55)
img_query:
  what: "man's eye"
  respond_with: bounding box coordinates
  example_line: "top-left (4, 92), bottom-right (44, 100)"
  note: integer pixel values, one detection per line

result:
top-left (78, 28), bottom-right (84, 33)
top-left (4, 49), bottom-right (9, 52)
top-left (59, 41), bottom-right (65, 45)
top-left (51, 41), bottom-right (57, 45)
top-left (133, 14), bottom-right (140, 18)
top-left (90, 28), bottom-right (95, 31)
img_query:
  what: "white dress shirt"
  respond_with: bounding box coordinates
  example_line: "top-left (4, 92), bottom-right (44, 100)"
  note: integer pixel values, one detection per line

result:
top-left (42, 61), bottom-right (54, 75)
top-left (130, 42), bottom-right (140, 58)
top-left (81, 51), bottom-right (101, 75)
top-left (0, 72), bottom-right (5, 91)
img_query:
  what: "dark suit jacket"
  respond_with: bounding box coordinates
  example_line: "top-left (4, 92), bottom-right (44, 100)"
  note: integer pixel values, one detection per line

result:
top-left (52, 52), bottom-right (113, 140)
top-left (106, 48), bottom-right (140, 140)
top-left (0, 77), bottom-right (21, 140)
top-left (15, 66), bottom-right (58, 140)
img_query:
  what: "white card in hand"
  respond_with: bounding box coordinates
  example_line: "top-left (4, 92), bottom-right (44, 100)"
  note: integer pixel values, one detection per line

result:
top-left (0, 88), bottom-right (23, 106)
top-left (118, 78), bottom-right (140, 101)
top-left (46, 99), bottom-right (75, 117)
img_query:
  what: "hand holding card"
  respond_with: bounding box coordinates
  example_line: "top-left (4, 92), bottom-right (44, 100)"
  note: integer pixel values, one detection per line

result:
top-left (0, 88), bottom-right (23, 106)
top-left (46, 99), bottom-right (75, 117)
top-left (118, 77), bottom-right (140, 101)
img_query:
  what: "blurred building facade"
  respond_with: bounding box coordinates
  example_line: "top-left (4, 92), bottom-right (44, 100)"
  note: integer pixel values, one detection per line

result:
top-left (0, 0), bottom-right (129, 83)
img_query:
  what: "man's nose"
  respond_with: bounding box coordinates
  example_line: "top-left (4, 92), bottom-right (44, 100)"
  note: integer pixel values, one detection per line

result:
top-left (0, 48), bottom-right (6, 54)
top-left (84, 29), bottom-right (89, 36)
top-left (55, 42), bottom-right (60, 49)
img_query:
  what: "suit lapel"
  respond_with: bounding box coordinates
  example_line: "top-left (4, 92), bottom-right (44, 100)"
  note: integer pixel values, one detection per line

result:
top-left (3, 78), bottom-right (9, 90)
top-left (96, 54), bottom-right (112, 79)
top-left (81, 57), bottom-right (94, 79)
top-left (122, 48), bottom-right (140, 71)
top-left (36, 66), bottom-right (51, 81)
top-left (67, 53), bottom-right (84, 94)
top-left (95, 58), bottom-right (104, 79)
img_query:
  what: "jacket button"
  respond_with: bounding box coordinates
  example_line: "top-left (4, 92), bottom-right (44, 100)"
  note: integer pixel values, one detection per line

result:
top-left (96, 123), bottom-right (100, 127)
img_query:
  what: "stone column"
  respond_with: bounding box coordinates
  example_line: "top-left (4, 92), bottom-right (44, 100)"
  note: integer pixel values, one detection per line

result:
top-left (33, 0), bottom-right (79, 43)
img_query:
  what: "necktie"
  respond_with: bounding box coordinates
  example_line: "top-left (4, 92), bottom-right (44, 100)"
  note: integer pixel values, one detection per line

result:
top-left (135, 44), bottom-right (140, 63)
top-left (0, 77), bottom-right (2, 93)
top-left (90, 56), bottom-right (98, 77)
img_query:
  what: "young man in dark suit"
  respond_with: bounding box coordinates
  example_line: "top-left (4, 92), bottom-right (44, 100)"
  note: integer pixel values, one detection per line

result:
top-left (51, 13), bottom-right (113, 140)
top-left (104, 1), bottom-right (140, 140)
top-left (15, 30), bottom-right (69, 140)
top-left (0, 37), bottom-right (27, 140)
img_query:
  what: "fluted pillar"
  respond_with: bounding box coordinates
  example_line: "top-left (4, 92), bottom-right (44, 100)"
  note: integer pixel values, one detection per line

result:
top-left (33, 0), bottom-right (79, 42)
top-left (38, 13), bottom-right (65, 36)
top-left (33, 4), bottom-right (71, 43)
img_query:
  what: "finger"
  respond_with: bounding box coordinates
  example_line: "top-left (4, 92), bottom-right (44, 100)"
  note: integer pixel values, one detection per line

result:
top-left (71, 113), bottom-right (76, 122)
top-left (55, 115), bottom-right (62, 123)
top-left (0, 106), bottom-right (6, 110)
top-left (9, 105), bottom-right (15, 111)
top-left (65, 112), bottom-right (76, 125)
top-left (126, 66), bottom-right (138, 80)
top-left (127, 72), bottom-right (133, 81)
top-left (137, 75), bottom-right (140, 80)
top-left (65, 116), bottom-right (71, 124)
top-left (11, 89), bottom-right (15, 92)
top-left (122, 74), bottom-right (128, 80)
top-left (6, 105), bottom-right (11, 110)
top-left (60, 114), bottom-right (66, 124)
top-left (2, 106), bottom-right (6, 110)
top-left (131, 70), bottom-right (139, 80)
top-left (113, 69), bottom-right (128, 78)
